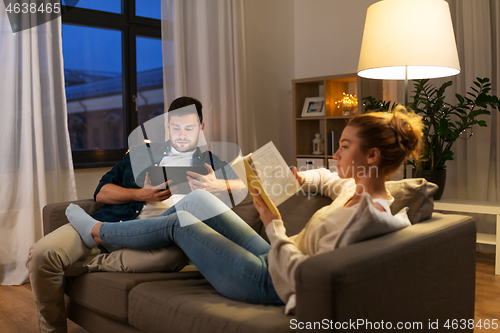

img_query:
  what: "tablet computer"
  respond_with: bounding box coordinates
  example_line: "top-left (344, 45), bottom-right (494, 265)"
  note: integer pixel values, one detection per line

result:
top-left (147, 166), bottom-right (209, 194)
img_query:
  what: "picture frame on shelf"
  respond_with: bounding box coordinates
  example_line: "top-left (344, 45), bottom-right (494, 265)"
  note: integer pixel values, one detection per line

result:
top-left (301, 97), bottom-right (325, 117)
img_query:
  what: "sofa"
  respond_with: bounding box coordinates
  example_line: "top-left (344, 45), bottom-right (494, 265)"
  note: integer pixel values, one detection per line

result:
top-left (42, 178), bottom-right (476, 333)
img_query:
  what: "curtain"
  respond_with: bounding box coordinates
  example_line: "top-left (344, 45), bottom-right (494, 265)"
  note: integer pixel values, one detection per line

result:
top-left (161, 0), bottom-right (257, 155)
top-left (0, 7), bottom-right (77, 284)
top-left (441, 0), bottom-right (500, 252)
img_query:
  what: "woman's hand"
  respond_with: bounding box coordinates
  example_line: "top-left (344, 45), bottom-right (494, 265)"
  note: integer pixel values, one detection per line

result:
top-left (252, 189), bottom-right (281, 228)
top-left (291, 167), bottom-right (305, 186)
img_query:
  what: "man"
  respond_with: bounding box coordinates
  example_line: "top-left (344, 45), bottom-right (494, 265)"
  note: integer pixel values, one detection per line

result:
top-left (27, 96), bottom-right (245, 333)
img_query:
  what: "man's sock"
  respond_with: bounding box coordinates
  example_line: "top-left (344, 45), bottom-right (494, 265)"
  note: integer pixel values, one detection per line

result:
top-left (65, 203), bottom-right (100, 248)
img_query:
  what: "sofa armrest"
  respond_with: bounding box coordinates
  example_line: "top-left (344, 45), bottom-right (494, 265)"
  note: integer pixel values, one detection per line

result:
top-left (43, 199), bottom-right (104, 236)
top-left (294, 213), bottom-right (476, 329)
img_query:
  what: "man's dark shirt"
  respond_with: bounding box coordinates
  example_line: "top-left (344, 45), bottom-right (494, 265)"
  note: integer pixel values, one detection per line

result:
top-left (91, 141), bottom-right (237, 222)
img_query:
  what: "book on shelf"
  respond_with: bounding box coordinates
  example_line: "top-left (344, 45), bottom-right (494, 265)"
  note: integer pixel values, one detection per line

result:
top-left (328, 132), bottom-right (333, 156)
top-left (231, 141), bottom-right (301, 216)
top-left (328, 130), bottom-right (342, 156)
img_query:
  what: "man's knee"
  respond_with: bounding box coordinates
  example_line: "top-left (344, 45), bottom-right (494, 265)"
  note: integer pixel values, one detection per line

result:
top-left (28, 240), bottom-right (74, 275)
top-left (27, 224), bottom-right (92, 274)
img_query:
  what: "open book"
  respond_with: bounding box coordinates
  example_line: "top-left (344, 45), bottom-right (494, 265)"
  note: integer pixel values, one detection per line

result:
top-left (231, 142), bottom-right (301, 216)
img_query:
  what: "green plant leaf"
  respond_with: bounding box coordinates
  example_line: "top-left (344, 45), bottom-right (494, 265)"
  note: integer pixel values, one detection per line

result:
top-left (364, 77), bottom-right (499, 170)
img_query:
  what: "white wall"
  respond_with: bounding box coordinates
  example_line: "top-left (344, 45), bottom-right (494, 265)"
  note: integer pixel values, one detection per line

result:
top-left (244, 0), bottom-right (295, 165)
top-left (294, 0), bottom-right (378, 79)
top-left (75, 167), bottom-right (110, 200)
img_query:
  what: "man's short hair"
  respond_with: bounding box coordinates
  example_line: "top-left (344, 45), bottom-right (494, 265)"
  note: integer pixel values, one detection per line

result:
top-left (167, 96), bottom-right (203, 123)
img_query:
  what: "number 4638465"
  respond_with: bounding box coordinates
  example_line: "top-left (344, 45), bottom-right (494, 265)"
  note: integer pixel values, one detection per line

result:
top-left (444, 319), bottom-right (498, 330)
top-left (6, 2), bottom-right (61, 14)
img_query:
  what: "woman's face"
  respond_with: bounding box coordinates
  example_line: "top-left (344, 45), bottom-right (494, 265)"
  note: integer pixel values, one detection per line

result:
top-left (332, 126), bottom-right (371, 179)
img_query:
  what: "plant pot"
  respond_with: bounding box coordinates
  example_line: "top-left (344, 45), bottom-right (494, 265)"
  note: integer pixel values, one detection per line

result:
top-left (412, 169), bottom-right (446, 200)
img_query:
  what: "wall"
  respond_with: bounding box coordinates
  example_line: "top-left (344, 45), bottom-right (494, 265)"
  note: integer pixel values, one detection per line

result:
top-left (75, 167), bottom-right (110, 200)
top-left (294, 0), bottom-right (378, 79)
top-left (244, 0), bottom-right (295, 165)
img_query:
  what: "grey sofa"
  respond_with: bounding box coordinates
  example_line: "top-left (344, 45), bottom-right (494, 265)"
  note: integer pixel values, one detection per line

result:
top-left (42, 179), bottom-right (476, 333)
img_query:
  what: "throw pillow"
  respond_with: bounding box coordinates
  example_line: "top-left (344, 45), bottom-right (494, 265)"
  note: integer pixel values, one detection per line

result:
top-left (334, 193), bottom-right (411, 248)
top-left (386, 178), bottom-right (438, 224)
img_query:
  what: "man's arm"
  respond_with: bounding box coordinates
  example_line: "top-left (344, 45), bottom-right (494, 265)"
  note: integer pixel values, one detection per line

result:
top-left (94, 153), bottom-right (176, 204)
top-left (96, 182), bottom-right (176, 204)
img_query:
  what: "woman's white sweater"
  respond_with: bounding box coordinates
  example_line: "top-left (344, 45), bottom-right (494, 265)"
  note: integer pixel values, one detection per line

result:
top-left (265, 169), bottom-right (410, 314)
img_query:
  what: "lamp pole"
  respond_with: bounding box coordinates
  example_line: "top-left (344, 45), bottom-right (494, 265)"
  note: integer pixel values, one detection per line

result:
top-left (404, 65), bottom-right (409, 107)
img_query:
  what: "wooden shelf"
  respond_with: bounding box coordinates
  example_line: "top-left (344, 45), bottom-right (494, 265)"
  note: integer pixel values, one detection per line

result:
top-left (295, 117), bottom-right (324, 121)
top-left (477, 233), bottom-right (496, 245)
top-left (433, 199), bottom-right (500, 274)
top-left (292, 73), bottom-right (383, 169)
top-left (326, 116), bottom-right (356, 119)
top-left (297, 154), bottom-right (326, 158)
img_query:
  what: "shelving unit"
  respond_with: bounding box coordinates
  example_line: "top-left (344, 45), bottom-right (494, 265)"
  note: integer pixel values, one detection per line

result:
top-left (292, 73), bottom-right (383, 169)
top-left (434, 199), bottom-right (500, 275)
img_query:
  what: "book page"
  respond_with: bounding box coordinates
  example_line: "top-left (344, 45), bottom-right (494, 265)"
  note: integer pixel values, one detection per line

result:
top-left (230, 153), bottom-right (251, 183)
top-left (250, 142), bottom-right (301, 206)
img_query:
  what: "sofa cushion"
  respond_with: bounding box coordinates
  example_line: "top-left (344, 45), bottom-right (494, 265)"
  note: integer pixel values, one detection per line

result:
top-left (128, 279), bottom-right (293, 333)
top-left (263, 192), bottom-right (333, 242)
top-left (234, 177), bottom-right (437, 243)
top-left (65, 271), bottom-right (203, 324)
top-left (43, 199), bottom-right (103, 235)
top-left (386, 178), bottom-right (438, 224)
top-left (232, 192), bottom-right (332, 243)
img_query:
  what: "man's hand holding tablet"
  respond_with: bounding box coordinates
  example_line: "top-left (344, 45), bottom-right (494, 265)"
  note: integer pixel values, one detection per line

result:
top-left (136, 172), bottom-right (178, 202)
top-left (147, 166), bottom-right (209, 195)
top-left (186, 163), bottom-right (229, 193)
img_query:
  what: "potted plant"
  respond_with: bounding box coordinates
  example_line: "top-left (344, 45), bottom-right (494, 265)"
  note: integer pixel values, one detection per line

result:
top-left (363, 78), bottom-right (500, 199)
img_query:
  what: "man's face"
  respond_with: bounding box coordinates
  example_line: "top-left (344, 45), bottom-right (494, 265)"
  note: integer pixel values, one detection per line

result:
top-left (168, 113), bottom-right (203, 152)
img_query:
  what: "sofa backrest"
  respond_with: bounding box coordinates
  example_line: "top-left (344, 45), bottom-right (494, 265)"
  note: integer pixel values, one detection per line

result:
top-left (231, 178), bottom-right (438, 242)
top-left (43, 178), bottom-right (437, 238)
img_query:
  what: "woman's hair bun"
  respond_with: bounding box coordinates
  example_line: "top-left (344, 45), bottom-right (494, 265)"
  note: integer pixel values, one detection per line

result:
top-left (389, 105), bottom-right (423, 159)
top-left (347, 105), bottom-right (424, 176)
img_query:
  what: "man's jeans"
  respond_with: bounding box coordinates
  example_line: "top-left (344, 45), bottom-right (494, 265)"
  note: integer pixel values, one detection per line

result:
top-left (100, 189), bottom-right (283, 305)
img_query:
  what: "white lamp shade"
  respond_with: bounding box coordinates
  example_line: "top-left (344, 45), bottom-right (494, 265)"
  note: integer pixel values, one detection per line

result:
top-left (357, 0), bottom-right (460, 80)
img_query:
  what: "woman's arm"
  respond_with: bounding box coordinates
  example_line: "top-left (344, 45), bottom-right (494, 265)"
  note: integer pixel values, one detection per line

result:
top-left (300, 168), bottom-right (354, 201)
top-left (252, 190), bottom-right (307, 293)
top-left (253, 189), bottom-right (356, 295)
top-left (265, 219), bottom-right (310, 293)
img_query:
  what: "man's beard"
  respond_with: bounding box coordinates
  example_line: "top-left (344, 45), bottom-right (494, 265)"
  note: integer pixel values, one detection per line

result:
top-left (171, 139), bottom-right (197, 152)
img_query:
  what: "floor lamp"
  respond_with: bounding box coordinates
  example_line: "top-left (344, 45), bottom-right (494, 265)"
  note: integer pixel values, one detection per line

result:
top-left (357, 0), bottom-right (461, 178)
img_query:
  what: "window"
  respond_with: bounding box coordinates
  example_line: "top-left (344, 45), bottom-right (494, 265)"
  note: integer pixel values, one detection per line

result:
top-left (61, 0), bottom-right (168, 168)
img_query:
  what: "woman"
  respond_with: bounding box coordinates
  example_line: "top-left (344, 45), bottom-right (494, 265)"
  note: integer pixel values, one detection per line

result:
top-left (66, 108), bottom-right (423, 313)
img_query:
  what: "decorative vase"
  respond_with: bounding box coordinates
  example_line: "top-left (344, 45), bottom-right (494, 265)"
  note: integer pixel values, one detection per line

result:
top-left (412, 169), bottom-right (446, 200)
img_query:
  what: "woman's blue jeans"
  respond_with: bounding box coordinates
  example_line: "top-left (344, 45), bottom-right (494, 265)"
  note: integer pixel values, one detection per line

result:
top-left (99, 190), bottom-right (283, 305)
